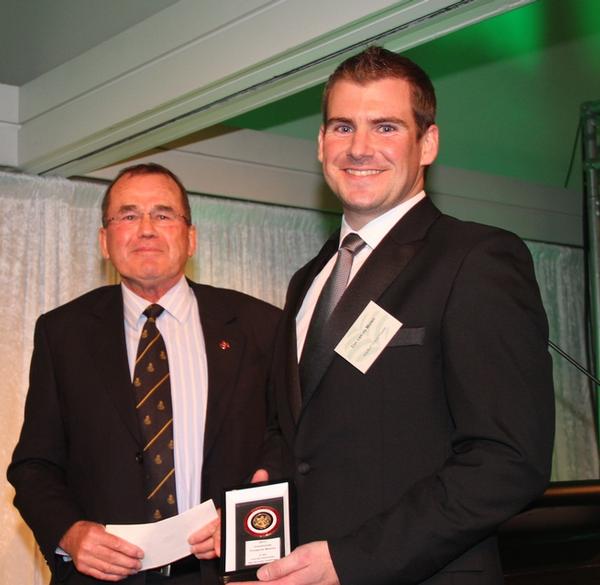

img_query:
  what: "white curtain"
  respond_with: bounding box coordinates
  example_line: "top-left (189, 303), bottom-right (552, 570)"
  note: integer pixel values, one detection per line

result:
top-left (0, 172), bottom-right (109, 585)
top-left (527, 242), bottom-right (600, 480)
top-left (187, 194), bottom-right (339, 307)
top-left (0, 170), bottom-right (597, 584)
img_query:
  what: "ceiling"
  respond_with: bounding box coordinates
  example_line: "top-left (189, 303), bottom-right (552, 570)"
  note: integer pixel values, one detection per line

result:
top-left (0, 0), bottom-right (179, 85)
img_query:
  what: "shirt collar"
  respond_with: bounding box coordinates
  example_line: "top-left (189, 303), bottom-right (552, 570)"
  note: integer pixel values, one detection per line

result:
top-left (340, 191), bottom-right (426, 250)
top-left (122, 275), bottom-right (194, 329)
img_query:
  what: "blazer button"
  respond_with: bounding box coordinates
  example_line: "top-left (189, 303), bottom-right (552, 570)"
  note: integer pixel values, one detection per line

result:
top-left (135, 452), bottom-right (143, 464)
top-left (297, 462), bottom-right (311, 475)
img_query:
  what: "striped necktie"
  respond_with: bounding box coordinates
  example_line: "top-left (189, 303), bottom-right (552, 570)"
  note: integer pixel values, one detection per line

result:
top-left (133, 304), bottom-right (178, 521)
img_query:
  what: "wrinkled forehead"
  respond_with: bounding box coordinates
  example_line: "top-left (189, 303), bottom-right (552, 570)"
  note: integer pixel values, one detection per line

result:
top-left (108, 173), bottom-right (184, 209)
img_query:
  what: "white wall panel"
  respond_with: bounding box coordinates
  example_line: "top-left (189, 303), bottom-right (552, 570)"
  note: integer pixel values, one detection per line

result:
top-left (85, 126), bottom-right (580, 245)
top-left (0, 84), bottom-right (19, 167)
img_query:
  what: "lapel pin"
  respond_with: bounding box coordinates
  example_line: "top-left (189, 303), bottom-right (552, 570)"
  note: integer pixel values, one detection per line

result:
top-left (219, 340), bottom-right (231, 350)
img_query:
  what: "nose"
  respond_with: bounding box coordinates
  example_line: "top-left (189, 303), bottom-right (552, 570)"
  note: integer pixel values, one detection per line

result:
top-left (137, 212), bottom-right (158, 236)
top-left (348, 128), bottom-right (373, 161)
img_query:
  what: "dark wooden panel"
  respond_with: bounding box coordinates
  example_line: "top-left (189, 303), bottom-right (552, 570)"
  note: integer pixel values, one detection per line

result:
top-left (499, 480), bottom-right (600, 584)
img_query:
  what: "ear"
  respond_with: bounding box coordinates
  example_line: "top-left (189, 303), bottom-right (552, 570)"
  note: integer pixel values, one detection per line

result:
top-left (419, 124), bottom-right (439, 167)
top-left (317, 125), bottom-right (325, 163)
top-left (98, 227), bottom-right (110, 259)
top-left (187, 225), bottom-right (197, 257)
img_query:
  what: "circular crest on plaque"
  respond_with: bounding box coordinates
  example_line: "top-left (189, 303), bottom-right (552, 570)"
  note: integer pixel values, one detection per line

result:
top-left (244, 506), bottom-right (279, 538)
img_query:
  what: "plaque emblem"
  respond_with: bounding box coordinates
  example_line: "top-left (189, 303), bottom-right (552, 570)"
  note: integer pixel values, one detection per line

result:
top-left (222, 480), bottom-right (292, 578)
top-left (244, 506), bottom-right (279, 538)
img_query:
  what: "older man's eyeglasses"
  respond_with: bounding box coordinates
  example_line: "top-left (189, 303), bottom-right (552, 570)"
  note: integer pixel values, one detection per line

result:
top-left (105, 209), bottom-right (190, 227)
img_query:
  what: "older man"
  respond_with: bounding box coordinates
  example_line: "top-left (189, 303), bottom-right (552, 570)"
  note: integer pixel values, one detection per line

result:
top-left (9, 163), bottom-right (280, 584)
top-left (247, 46), bottom-right (555, 585)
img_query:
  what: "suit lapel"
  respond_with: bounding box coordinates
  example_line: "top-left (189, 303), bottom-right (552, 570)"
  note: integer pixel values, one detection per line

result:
top-left (192, 284), bottom-right (245, 458)
top-left (285, 235), bottom-right (340, 423)
top-left (300, 198), bottom-right (441, 408)
top-left (88, 287), bottom-right (142, 445)
top-left (287, 233), bottom-right (340, 318)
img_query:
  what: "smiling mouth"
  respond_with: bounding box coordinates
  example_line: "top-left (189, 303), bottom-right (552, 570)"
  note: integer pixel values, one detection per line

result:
top-left (345, 169), bottom-right (383, 176)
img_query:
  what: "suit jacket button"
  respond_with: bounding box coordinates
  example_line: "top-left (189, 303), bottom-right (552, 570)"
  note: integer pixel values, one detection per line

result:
top-left (135, 452), bottom-right (143, 464)
top-left (297, 462), bottom-right (311, 475)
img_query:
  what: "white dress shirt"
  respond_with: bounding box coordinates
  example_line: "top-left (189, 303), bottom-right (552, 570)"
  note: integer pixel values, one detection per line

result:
top-left (122, 276), bottom-right (208, 513)
top-left (296, 191), bottom-right (426, 359)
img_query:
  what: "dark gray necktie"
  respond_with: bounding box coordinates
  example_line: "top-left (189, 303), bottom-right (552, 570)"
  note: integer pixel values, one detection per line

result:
top-left (133, 304), bottom-right (178, 521)
top-left (299, 233), bottom-right (366, 390)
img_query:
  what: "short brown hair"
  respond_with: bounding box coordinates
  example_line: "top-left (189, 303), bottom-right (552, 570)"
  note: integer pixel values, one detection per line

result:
top-left (101, 163), bottom-right (192, 228)
top-left (322, 46), bottom-right (436, 138)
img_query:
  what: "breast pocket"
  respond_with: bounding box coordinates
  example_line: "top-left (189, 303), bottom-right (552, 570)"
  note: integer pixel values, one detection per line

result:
top-left (388, 326), bottom-right (426, 347)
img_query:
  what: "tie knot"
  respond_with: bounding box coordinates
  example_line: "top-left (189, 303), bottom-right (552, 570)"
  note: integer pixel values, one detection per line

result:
top-left (144, 304), bottom-right (165, 320)
top-left (340, 233), bottom-right (365, 256)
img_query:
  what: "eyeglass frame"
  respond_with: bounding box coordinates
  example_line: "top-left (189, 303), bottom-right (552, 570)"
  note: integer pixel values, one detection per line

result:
top-left (104, 205), bottom-right (192, 228)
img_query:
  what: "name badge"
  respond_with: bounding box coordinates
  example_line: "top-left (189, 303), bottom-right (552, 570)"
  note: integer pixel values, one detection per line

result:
top-left (335, 301), bottom-right (402, 374)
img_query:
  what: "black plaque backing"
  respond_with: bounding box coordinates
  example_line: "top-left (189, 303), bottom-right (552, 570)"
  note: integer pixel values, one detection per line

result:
top-left (221, 480), bottom-right (294, 582)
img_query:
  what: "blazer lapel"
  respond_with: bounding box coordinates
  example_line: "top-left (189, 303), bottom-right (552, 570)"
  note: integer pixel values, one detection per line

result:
top-left (300, 198), bottom-right (441, 407)
top-left (285, 235), bottom-right (340, 423)
top-left (88, 287), bottom-right (142, 445)
top-left (287, 233), bottom-right (340, 317)
top-left (192, 285), bottom-right (245, 458)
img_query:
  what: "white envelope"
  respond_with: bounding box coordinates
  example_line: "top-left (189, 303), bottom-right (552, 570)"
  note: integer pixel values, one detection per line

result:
top-left (106, 500), bottom-right (218, 570)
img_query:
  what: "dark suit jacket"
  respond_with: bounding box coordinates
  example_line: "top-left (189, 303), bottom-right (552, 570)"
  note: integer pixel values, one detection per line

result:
top-left (8, 280), bottom-right (280, 585)
top-left (263, 198), bottom-right (555, 585)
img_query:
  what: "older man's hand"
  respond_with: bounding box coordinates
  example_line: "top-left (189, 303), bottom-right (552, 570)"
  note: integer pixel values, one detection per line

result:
top-left (59, 520), bottom-right (143, 581)
top-left (189, 516), bottom-right (221, 559)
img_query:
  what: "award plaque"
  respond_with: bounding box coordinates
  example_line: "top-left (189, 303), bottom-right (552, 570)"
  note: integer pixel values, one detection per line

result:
top-left (221, 480), bottom-right (294, 582)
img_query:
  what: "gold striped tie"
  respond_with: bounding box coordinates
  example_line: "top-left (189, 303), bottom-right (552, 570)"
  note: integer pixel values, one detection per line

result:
top-left (133, 304), bottom-right (177, 521)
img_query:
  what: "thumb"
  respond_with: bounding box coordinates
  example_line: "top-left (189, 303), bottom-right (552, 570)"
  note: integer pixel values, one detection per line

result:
top-left (251, 469), bottom-right (269, 484)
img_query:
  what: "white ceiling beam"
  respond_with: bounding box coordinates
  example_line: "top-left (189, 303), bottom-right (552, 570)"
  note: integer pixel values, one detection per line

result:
top-left (18, 0), bottom-right (534, 177)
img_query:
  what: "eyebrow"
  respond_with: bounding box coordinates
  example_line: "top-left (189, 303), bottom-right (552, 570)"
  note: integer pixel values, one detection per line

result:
top-left (325, 117), bottom-right (353, 129)
top-left (325, 116), bottom-right (409, 129)
top-left (116, 204), bottom-right (177, 213)
top-left (370, 117), bottom-right (409, 128)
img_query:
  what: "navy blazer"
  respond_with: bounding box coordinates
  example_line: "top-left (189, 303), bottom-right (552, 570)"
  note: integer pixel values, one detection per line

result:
top-left (9, 280), bottom-right (280, 585)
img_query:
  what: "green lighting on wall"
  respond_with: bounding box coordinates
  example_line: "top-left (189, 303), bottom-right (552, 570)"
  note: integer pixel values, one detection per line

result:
top-left (225, 0), bottom-right (600, 188)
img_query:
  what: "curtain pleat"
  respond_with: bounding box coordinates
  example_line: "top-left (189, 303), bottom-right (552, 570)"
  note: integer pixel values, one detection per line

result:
top-left (527, 242), bottom-right (599, 480)
top-left (187, 195), bottom-right (339, 307)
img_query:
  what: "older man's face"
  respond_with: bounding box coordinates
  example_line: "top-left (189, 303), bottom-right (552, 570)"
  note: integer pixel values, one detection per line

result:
top-left (99, 173), bottom-right (196, 301)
